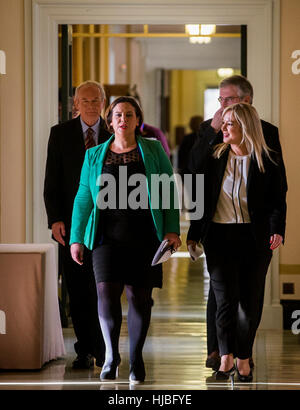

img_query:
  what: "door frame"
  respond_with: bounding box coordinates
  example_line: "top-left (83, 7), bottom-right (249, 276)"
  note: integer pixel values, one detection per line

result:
top-left (26, 0), bottom-right (281, 328)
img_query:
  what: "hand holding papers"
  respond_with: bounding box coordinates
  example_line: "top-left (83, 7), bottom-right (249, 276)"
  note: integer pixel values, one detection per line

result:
top-left (151, 239), bottom-right (176, 266)
top-left (188, 243), bottom-right (203, 261)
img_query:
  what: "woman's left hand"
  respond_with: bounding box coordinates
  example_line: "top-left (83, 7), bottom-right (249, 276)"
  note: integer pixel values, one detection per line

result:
top-left (164, 233), bottom-right (181, 251)
top-left (270, 234), bottom-right (283, 250)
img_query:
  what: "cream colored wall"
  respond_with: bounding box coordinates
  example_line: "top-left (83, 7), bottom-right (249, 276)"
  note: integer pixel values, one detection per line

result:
top-left (170, 70), bottom-right (206, 141)
top-left (169, 70), bottom-right (239, 147)
top-left (280, 0), bottom-right (300, 274)
top-left (0, 0), bottom-right (26, 243)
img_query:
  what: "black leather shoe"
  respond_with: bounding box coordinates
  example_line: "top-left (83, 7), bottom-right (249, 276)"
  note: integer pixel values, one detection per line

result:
top-left (72, 354), bottom-right (94, 369)
top-left (215, 366), bottom-right (235, 382)
top-left (249, 357), bottom-right (255, 369)
top-left (100, 356), bottom-right (121, 381)
top-left (236, 367), bottom-right (253, 382)
top-left (129, 360), bottom-right (145, 384)
top-left (95, 358), bottom-right (105, 367)
top-left (206, 355), bottom-right (221, 371)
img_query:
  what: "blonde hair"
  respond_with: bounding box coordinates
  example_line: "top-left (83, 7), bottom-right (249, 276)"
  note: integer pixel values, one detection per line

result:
top-left (213, 103), bottom-right (273, 172)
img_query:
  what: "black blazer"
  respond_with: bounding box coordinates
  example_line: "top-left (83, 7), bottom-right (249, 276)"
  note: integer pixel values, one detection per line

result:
top-left (187, 119), bottom-right (287, 248)
top-left (43, 116), bottom-right (111, 235)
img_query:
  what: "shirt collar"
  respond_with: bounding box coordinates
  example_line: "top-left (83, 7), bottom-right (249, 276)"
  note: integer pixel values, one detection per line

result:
top-left (80, 116), bottom-right (100, 135)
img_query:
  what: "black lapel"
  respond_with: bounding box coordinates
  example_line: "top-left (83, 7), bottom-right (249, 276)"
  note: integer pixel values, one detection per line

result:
top-left (246, 156), bottom-right (255, 195)
top-left (71, 116), bottom-right (85, 160)
top-left (210, 148), bottom-right (230, 212)
top-left (217, 147), bottom-right (230, 184)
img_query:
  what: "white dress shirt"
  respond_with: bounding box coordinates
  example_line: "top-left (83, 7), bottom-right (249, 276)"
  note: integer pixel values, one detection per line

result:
top-left (213, 150), bottom-right (251, 224)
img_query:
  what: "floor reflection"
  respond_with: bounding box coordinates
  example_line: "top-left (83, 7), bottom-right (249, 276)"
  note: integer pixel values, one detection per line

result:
top-left (0, 228), bottom-right (300, 390)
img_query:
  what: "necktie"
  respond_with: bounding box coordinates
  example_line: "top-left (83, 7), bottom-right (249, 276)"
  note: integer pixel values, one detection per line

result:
top-left (85, 127), bottom-right (96, 150)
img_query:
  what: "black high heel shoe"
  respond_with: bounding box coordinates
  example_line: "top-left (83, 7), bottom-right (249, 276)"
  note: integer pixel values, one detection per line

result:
top-left (236, 367), bottom-right (253, 382)
top-left (215, 366), bottom-right (235, 385)
top-left (100, 357), bottom-right (121, 381)
top-left (129, 360), bottom-right (145, 384)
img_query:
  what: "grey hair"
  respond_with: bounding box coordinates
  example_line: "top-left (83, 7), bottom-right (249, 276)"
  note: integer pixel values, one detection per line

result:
top-left (220, 75), bottom-right (253, 103)
top-left (74, 80), bottom-right (106, 101)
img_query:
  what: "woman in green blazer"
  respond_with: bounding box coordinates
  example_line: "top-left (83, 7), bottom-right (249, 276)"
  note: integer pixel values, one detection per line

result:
top-left (70, 96), bottom-right (181, 384)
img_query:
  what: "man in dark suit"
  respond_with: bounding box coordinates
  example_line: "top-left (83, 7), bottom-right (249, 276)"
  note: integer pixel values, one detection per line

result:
top-left (188, 75), bottom-right (287, 371)
top-left (44, 80), bottom-right (111, 369)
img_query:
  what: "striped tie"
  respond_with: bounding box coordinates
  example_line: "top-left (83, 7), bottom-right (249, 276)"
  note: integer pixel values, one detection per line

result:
top-left (85, 127), bottom-right (96, 150)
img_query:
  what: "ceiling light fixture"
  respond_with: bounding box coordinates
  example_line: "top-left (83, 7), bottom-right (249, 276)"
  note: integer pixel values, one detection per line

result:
top-left (185, 24), bottom-right (216, 44)
top-left (189, 36), bottom-right (211, 44)
top-left (217, 68), bottom-right (235, 77)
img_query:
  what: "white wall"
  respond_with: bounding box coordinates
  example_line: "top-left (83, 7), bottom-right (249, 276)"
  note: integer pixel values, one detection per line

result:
top-left (135, 35), bottom-right (240, 129)
top-left (139, 36), bottom-right (240, 70)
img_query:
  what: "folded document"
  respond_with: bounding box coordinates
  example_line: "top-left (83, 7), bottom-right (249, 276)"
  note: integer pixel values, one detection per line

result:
top-left (151, 239), bottom-right (176, 266)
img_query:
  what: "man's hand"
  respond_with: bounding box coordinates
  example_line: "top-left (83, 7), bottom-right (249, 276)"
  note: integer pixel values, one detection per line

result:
top-left (70, 243), bottom-right (84, 265)
top-left (210, 107), bottom-right (224, 133)
top-left (52, 221), bottom-right (66, 246)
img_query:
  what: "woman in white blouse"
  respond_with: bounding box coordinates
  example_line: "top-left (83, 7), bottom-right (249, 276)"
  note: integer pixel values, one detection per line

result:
top-left (187, 103), bottom-right (287, 383)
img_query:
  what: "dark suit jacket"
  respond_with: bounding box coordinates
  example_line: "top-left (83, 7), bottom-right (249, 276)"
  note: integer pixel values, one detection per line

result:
top-left (177, 131), bottom-right (198, 176)
top-left (43, 116), bottom-right (111, 235)
top-left (187, 119), bottom-right (287, 248)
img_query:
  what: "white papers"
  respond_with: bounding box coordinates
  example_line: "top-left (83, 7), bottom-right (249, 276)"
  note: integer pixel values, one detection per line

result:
top-left (151, 239), bottom-right (175, 266)
top-left (188, 243), bottom-right (203, 261)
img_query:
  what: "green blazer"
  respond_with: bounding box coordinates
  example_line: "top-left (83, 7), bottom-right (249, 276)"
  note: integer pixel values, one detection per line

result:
top-left (70, 135), bottom-right (180, 249)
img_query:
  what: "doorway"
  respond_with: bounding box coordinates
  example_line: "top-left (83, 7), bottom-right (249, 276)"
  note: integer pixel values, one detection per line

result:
top-left (58, 23), bottom-right (243, 156)
top-left (28, 0), bottom-right (281, 329)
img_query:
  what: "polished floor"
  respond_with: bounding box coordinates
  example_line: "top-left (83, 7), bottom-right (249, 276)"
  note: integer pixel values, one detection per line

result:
top-left (1, 226), bottom-right (300, 391)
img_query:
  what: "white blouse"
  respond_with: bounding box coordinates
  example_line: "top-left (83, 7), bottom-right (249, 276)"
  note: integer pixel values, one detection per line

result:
top-left (213, 150), bottom-right (251, 224)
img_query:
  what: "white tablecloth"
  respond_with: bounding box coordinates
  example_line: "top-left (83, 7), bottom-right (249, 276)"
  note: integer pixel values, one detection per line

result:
top-left (0, 244), bottom-right (65, 369)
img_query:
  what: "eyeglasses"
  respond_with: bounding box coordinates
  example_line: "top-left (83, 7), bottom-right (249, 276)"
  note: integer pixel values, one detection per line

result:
top-left (217, 96), bottom-right (241, 104)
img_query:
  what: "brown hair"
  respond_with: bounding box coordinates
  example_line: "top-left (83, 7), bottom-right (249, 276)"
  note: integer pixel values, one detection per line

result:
top-left (105, 96), bottom-right (144, 134)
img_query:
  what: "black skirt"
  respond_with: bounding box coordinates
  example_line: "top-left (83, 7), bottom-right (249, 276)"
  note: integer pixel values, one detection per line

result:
top-left (92, 241), bottom-right (163, 288)
top-left (92, 158), bottom-right (163, 288)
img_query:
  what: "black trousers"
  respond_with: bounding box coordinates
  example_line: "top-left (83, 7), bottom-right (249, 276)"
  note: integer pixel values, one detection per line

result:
top-left (203, 223), bottom-right (272, 359)
top-left (59, 243), bottom-right (105, 361)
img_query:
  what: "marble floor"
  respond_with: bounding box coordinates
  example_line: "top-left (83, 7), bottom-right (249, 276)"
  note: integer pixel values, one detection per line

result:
top-left (0, 228), bottom-right (300, 393)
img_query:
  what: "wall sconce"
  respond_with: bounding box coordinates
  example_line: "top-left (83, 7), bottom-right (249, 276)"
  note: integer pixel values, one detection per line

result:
top-left (0, 50), bottom-right (6, 75)
top-left (120, 63), bottom-right (127, 73)
top-left (217, 68), bottom-right (234, 77)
